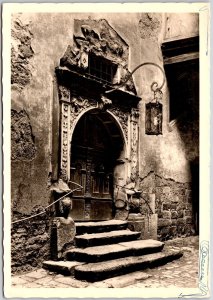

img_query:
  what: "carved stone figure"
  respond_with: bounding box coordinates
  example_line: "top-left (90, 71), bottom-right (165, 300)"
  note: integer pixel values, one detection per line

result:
top-left (58, 85), bottom-right (70, 102)
top-left (50, 179), bottom-right (76, 259)
top-left (99, 95), bottom-right (112, 110)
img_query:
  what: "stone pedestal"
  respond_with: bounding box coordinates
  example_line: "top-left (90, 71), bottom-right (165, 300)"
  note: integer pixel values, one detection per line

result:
top-left (51, 217), bottom-right (76, 259)
top-left (128, 213), bottom-right (158, 240)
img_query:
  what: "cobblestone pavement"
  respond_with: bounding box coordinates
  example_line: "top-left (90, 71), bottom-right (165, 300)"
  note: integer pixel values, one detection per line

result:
top-left (127, 236), bottom-right (199, 288)
top-left (11, 236), bottom-right (199, 289)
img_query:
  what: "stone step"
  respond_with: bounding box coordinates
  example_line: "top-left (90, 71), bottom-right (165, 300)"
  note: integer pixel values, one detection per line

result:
top-left (42, 261), bottom-right (84, 276)
top-left (75, 220), bottom-right (128, 235)
top-left (75, 229), bottom-right (141, 248)
top-left (66, 239), bottom-right (164, 262)
top-left (74, 247), bottom-right (183, 282)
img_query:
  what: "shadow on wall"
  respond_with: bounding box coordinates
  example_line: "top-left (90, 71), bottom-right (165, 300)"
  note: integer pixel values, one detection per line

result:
top-left (190, 159), bottom-right (199, 234)
top-left (165, 58), bottom-right (199, 234)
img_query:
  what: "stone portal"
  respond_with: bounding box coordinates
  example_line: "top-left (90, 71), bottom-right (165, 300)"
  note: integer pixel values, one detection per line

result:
top-left (55, 18), bottom-right (141, 221)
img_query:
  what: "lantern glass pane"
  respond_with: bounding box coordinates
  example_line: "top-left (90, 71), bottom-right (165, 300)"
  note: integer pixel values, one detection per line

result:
top-left (145, 102), bottom-right (162, 135)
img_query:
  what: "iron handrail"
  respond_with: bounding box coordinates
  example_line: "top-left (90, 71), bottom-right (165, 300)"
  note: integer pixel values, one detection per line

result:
top-left (11, 181), bottom-right (83, 224)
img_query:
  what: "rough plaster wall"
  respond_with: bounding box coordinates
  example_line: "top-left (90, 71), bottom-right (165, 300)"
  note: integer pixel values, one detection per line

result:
top-left (11, 18), bottom-right (34, 90)
top-left (11, 13), bottom-right (75, 215)
top-left (137, 13), bottom-right (199, 183)
top-left (11, 13), bottom-right (76, 273)
top-left (139, 13), bottom-right (162, 40)
top-left (164, 13), bottom-right (199, 41)
top-left (11, 109), bottom-right (36, 161)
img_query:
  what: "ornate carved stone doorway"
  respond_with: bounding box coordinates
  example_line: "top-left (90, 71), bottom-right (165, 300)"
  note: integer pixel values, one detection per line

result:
top-left (54, 18), bottom-right (141, 221)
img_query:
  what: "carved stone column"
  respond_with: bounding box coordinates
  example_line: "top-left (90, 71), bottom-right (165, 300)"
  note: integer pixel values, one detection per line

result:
top-left (130, 108), bottom-right (139, 180)
top-left (58, 85), bottom-right (71, 181)
top-left (85, 158), bottom-right (92, 198)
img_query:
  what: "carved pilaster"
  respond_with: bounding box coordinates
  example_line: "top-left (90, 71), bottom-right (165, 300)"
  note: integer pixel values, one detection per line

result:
top-left (60, 102), bottom-right (70, 181)
top-left (85, 158), bottom-right (92, 197)
top-left (130, 108), bottom-right (139, 180)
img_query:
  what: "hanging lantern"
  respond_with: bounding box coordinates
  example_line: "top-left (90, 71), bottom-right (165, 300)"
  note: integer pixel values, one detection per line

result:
top-left (145, 88), bottom-right (163, 135)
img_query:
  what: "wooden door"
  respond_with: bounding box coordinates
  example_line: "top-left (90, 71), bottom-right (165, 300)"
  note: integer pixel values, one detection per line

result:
top-left (69, 112), bottom-right (115, 220)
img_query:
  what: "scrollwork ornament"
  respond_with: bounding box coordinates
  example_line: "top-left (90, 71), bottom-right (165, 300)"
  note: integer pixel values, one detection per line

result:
top-left (70, 96), bottom-right (96, 127)
top-left (109, 107), bottom-right (128, 139)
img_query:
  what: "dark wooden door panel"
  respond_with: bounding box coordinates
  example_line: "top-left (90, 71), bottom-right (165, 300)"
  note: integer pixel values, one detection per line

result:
top-left (70, 199), bottom-right (85, 220)
top-left (70, 113), bottom-right (116, 220)
top-left (90, 200), bottom-right (112, 220)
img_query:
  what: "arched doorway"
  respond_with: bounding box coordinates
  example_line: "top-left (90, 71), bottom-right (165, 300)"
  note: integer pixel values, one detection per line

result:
top-left (55, 18), bottom-right (141, 221)
top-left (69, 109), bottom-right (125, 221)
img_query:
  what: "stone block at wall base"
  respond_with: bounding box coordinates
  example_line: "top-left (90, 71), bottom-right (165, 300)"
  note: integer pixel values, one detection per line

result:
top-left (50, 217), bottom-right (76, 260)
top-left (128, 213), bottom-right (158, 240)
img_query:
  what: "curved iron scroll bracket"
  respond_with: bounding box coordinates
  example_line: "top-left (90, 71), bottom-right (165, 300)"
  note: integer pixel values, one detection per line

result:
top-left (105, 62), bottom-right (166, 95)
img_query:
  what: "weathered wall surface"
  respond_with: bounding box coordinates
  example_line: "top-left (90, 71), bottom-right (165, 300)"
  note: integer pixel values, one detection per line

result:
top-left (10, 13), bottom-right (76, 272)
top-left (164, 13), bottom-right (199, 41)
top-left (136, 13), bottom-right (199, 239)
top-left (139, 172), bottom-right (194, 240)
top-left (11, 13), bottom-right (199, 272)
top-left (11, 210), bottom-right (51, 273)
top-left (137, 13), bottom-right (199, 182)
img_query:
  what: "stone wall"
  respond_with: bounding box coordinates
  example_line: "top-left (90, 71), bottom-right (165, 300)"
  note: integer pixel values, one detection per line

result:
top-left (11, 208), bottom-right (51, 274)
top-left (156, 176), bottom-right (194, 241)
top-left (138, 172), bottom-right (195, 241)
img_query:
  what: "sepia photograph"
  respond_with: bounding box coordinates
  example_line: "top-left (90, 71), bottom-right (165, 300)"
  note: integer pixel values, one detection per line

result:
top-left (3, 3), bottom-right (210, 298)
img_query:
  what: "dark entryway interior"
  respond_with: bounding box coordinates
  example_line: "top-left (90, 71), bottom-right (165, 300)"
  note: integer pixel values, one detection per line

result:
top-left (165, 59), bottom-right (199, 122)
top-left (162, 36), bottom-right (199, 234)
top-left (164, 56), bottom-right (199, 234)
top-left (70, 109), bottom-right (124, 221)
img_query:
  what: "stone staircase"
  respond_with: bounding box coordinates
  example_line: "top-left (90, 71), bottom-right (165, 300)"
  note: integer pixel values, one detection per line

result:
top-left (43, 220), bottom-right (183, 282)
